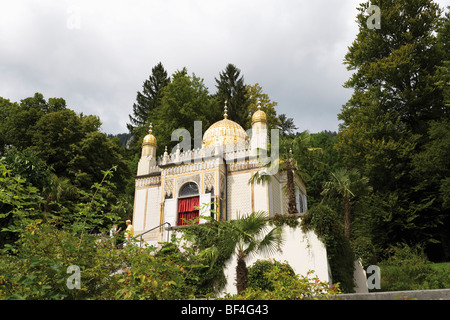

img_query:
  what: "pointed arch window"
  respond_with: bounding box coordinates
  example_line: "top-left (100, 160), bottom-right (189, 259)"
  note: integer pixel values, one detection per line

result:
top-left (178, 182), bottom-right (200, 226)
top-left (178, 182), bottom-right (199, 198)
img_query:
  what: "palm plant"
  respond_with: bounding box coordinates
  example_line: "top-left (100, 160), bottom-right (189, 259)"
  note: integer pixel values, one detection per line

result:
top-left (195, 209), bottom-right (284, 295)
top-left (321, 168), bottom-right (372, 239)
top-left (42, 174), bottom-right (79, 213)
top-left (249, 133), bottom-right (321, 214)
top-left (229, 211), bottom-right (284, 294)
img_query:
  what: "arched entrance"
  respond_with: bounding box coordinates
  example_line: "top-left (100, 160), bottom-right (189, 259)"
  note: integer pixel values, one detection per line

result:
top-left (177, 182), bottom-right (200, 226)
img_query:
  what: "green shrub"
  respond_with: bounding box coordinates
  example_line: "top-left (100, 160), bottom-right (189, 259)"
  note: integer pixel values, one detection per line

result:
top-left (226, 268), bottom-right (341, 300)
top-left (301, 203), bottom-right (355, 292)
top-left (378, 243), bottom-right (450, 291)
top-left (352, 236), bottom-right (377, 269)
top-left (248, 259), bottom-right (295, 291)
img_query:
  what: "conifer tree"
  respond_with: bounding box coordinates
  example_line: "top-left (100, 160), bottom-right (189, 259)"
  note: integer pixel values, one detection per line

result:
top-left (215, 64), bottom-right (250, 128)
top-left (342, 0), bottom-right (446, 134)
top-left (336, 0), bottom-right (448, 255)
top-left (127, 62), bottom-right (170, 132)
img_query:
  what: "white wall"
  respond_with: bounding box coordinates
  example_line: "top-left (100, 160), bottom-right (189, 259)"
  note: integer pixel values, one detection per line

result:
top-left (353, 259), bottom-right (369, 293)
top-left (145, 186), bottom-right (161, 231)
top-left (227, 172), bottom-right (252, 220)
top-left (220, 225), bottom-right (330, 296)
top-left (133, 188), bottom-right (147, 232)
top-left (253, 181), bottom-right (268, 213)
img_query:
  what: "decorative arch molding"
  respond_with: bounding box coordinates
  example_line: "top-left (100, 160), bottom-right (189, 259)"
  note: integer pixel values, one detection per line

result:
top-left (178, 181), bottom-right (199, 198)
top-left (176, 174), bottom-right (200, 197)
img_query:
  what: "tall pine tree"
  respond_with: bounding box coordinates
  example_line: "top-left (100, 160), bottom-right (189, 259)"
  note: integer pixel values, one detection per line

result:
top-left (342, 0), bottom-right (446, 134)
top-left (215, 64), bottom-right (250, 128)
top-left (127, 62), bottom-right (170, 132)
top-left (336, 0), bottom-right (448, 257)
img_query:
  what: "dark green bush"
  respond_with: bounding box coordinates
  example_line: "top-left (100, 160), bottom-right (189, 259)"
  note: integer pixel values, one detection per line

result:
top-left (378, 243), bottom-right (450, 291)
top-left (248, 259), bottom-right (295, 291)
top-left (301, 203), bottom-right (355, 293)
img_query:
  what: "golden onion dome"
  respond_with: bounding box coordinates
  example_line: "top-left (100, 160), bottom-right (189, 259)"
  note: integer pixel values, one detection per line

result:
top-left (202, 102), bottom-right (249, 147)
top-left (142, 123), bottom-right (157, 147)
top-left (252, 101), bottom-right (267, 125)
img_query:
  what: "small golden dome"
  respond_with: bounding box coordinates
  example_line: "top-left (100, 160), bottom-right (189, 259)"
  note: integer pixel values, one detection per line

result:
top-left (252, 101), bottom-right (267, 125)
top-left (202, 102), bottom-right (248, 147)
top-left (142, 123), bottom-right (157, 147)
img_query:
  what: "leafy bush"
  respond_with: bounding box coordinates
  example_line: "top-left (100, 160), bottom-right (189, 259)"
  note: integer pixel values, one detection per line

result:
top-left (301, 203), bottom-right (355, 292)
top-left (113, 244), bottom-right (197, 300)
top-left (0, 222), bottom-right (200, 300)
top-left (0, 221), bottom-right (124, 299)
top-left (225, 267), bottom-right (341, 300)
top-left (0, 165), bottom-right (200, 300)
top-left (248, 259), bottom-right (295, 291)
top-left (352, 236), bottom-right (377, 269)
top-left (378, 243), bottom-right (450, 291)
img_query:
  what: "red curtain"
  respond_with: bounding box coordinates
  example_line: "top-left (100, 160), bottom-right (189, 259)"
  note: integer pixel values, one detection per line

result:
top-left (178, 197), bottom-right (200, 226)
top-left (178, 197), bottom-right (199, 213)
top-left (178, 211), bottom-right (199, 226)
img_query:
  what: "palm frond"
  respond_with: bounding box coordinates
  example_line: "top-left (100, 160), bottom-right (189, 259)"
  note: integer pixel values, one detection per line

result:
top-left (257, 226), bottom-right (284, 256)
top-left (248, 170), bottom-right (273, 185)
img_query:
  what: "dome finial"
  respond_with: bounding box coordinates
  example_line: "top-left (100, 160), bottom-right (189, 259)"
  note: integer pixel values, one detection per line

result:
top-left (251, 101), bottom-right (267, 125)
top-left (142, 122), bottom-right (157, 147)
top-left (224, 100), bottom-right (228, 119)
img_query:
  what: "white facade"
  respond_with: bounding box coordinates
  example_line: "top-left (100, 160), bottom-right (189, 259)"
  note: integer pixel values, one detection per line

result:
top-left (132, 105), bottom-right (311, 243)
top-left (131, 104), bottom-right (329, 287)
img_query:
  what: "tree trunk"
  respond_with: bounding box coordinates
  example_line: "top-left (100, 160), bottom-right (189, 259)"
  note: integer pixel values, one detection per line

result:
top-left (236, 252), bottom-right (248, 295)
top-left (286, 159), bottom-right (298, 214)
top-left (344, 196), bottom-right (351, 239)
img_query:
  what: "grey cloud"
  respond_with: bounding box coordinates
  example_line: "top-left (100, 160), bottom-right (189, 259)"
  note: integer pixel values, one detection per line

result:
top-left (1, 0), bottom-right (447, 135)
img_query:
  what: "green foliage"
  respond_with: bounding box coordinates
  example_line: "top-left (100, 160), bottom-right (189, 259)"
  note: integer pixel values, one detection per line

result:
top-left (0, 224), bottom-right (198, 300)
top-left (0, 162), bottom-right (43, 248)
top-left (0, 223), bottom-right (123, 300)
top-left (215, 64), bottom-right (250, 128)
top-left (269, 214), bottom-right (300, 229)
top-left (293, 131), bottom-right (341, 208)
top-left (176, 223), bottom-right (235, 295)
top-left (322, 167), bottom-right (372, 239)
top-left (1, 148), bottom-right (53, 191)
top-left (153, 68), bottom-right (219, 154)
top-left (352, 236), bottom-right (377, 269)
top-left (343, 0), bottom-right (445, 132)
top-left (0, 93), bottom-right (131, 199)
top-left (114, 244), bottom-right (197, 300)
top-left (127, 62), bottom-right (170, 132)
top-left (277, 114), bottom-right (297, 136)
top-left (0, 166), bottom-right (199, 300)
top-left (181, 210), bottom-right (284, 295)
top-left (0, 92), bottom-right (133, 230)
top-left (336, 0), bottom-right (450, 259)
top-left (244, 83), bottom-right (281, 131)
top-left (301, 204), bottom-right (355, 293)
top-left (225, 268), bottom-right (340, 300)
top-left (378, 243), bottom-right (450, 291)
top-left (247, 259), bottom-right (295, 291)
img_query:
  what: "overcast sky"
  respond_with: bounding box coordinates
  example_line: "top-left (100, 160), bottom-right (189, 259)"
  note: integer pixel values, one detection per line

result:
top-left (1, 0), bottom-right (449, 135)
